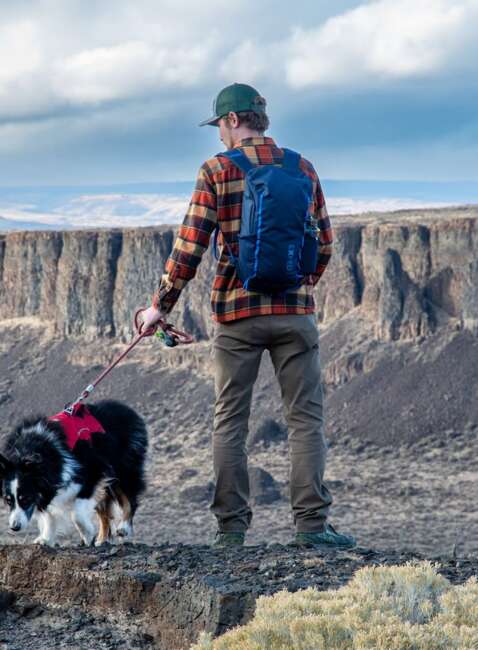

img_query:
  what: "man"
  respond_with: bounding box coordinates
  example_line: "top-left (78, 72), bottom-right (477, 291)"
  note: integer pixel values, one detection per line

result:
top-left (141, 83), bottom-right (356, 549)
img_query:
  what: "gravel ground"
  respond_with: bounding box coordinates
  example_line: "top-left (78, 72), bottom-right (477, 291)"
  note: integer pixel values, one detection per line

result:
top-left (0, 319), bottom-right (477, 557)
top-left (0, 599), bottom-right (154, 650)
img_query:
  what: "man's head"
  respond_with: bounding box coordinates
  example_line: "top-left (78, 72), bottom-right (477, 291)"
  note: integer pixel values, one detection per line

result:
top-left (199, 83), bottom-right (270, 150)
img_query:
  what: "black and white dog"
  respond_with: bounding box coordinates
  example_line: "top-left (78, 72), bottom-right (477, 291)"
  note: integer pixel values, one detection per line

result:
top-left (0, 400), bottom-right (147, 546)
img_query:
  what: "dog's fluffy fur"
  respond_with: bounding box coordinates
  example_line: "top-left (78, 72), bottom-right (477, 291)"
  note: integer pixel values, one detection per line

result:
top-left (0, 400), bottom-right (147, 546)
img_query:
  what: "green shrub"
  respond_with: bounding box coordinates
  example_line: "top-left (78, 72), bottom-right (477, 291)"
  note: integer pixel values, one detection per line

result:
top-left (191, 561), bottom-right (478, 650)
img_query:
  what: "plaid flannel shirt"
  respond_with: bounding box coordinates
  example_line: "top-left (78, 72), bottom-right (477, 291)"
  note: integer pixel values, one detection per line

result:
top-left (153, 136), bottom-right (333, 322)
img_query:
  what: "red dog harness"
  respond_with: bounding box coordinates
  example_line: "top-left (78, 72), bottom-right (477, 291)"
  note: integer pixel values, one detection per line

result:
top-left (49, 403), bottom-right (105, 451)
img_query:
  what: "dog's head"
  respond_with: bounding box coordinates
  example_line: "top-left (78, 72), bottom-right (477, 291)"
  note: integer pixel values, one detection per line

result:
top-left (0, 451), bottom-right (44, 533)
top-left (1, 417), bottom-right (76, 534)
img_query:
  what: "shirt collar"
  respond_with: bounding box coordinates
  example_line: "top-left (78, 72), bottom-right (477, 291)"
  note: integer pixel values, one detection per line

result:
top-left (233, 136), bottom-right (276, 148)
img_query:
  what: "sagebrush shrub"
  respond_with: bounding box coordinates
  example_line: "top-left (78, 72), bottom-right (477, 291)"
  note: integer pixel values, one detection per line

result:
top-left (191, 561), bottom-right (478, 650)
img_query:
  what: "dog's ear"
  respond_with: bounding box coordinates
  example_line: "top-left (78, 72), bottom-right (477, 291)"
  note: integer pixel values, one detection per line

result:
top-left (0, 454), bottom-right (12, 495)
top-left (0, 453), bottom-right (12, 476)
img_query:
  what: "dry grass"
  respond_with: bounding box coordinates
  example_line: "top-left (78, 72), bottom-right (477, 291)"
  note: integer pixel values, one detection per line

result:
top-left (303, 557), bottom-right (326, 568)
top-left (191, 561), bottom-right (478, 649)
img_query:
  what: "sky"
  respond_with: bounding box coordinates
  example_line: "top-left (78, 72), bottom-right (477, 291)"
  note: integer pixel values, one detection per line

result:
top-left (1, 0), bottom-right (478, 186)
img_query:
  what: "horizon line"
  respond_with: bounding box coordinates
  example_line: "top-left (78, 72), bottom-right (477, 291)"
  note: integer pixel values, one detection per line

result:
top-left (1, 178), bottom-right (478, 191)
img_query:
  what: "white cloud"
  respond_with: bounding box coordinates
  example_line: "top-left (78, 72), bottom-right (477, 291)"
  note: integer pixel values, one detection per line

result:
top-left (0, 1), bottom-right (232, 121)
top-left (0, 1), bottom-right (477, 184)
top-left (54, 42), bottom-right (157, 104)
top-left (0, 0), bottom-right (476, 123)
top-left (0, 19), bottom-right (55, 121)
top-left (53, 41), bottom-right (212, 105)
top-left (0, 20), bottom-right (42, 84)
top-left (219, 40), bottom-right (276, 83)
top-left (286, 0), bottom-right (478, 87)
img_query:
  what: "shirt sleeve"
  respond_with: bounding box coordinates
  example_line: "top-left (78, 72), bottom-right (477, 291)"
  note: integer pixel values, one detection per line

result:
top-left (152, 163), bottom-right (217, 313)
top-left (309, 179), bottom-right (333, 285)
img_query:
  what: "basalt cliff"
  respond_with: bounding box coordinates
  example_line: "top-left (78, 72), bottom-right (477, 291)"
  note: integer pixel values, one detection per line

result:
top-left (1, 206), bottom-right (477, 342)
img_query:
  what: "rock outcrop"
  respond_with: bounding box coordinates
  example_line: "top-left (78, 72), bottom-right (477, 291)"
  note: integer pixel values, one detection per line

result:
top-left (1, 207), bottom-right (477, 342)
top-left (0, 543), bottom-right (476, 650)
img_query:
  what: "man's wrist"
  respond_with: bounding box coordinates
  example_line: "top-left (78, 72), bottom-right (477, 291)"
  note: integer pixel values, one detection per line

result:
top-left (151, 293), bottom-right (163, 312)
top-left (151, 297), bottom-right (170, 319)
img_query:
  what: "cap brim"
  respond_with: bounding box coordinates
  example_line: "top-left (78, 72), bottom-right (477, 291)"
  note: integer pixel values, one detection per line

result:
top-left (198, 115), bottom-right (221, 127)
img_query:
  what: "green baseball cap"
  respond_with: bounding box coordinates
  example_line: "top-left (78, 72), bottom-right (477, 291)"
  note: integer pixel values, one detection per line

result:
top-left (199, 83), bottom-right (267, 127)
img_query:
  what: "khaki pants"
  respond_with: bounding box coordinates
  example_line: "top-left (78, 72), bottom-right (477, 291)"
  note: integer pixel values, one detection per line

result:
top-left (211, 313), bottom-right (333, 533)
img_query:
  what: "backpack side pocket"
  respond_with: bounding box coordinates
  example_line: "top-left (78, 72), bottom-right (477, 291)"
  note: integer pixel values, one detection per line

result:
top-left (300, 216), bottom-right (319, 274)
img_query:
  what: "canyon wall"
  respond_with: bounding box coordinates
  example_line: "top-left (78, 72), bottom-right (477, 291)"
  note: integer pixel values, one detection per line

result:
top-left (0, 207), bottom-right (476, 342)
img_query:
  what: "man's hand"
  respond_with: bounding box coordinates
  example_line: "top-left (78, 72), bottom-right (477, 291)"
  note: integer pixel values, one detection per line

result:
top-left (138, 305), bottom-right (168, 333)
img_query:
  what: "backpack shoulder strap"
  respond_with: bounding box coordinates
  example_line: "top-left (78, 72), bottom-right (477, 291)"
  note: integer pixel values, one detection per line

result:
top-left (212, 149), bottom-right (254, 266)
top-left (217, 148), bottom-right (255, 173)
top-left (281, 147), bottom-right (301, 171)
top-left (213, 223), bottom-right (238, 265)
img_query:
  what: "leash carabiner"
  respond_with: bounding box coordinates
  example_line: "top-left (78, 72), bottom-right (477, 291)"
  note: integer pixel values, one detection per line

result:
top-left (134, 308), bottom-right (194, 346)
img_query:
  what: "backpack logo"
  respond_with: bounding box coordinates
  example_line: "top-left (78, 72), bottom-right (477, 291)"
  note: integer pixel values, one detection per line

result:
top-left (286, 244), bottom-right (296, 273)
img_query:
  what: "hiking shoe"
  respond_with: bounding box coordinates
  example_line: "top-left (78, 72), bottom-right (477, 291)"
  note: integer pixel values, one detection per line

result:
top-left (295, 523), bottom-right (356, 549)
top-left (213, 531), bottom-right (245, 547)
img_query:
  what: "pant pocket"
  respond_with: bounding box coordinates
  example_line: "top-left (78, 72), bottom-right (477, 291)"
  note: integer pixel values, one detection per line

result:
top-left (299, 314), bottom-right (319, 349)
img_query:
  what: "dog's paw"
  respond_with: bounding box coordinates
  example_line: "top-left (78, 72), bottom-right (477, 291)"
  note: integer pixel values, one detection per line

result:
top-left (34, 536), bottom-right (57, 547)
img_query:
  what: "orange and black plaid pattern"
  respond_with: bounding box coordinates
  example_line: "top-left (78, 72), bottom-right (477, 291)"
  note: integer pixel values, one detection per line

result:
top-left (153, 136), bottom-right (333, 322)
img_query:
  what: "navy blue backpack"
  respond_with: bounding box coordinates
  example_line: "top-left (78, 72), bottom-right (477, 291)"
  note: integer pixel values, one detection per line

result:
top-left (214, 147), bottom-right (318, 294)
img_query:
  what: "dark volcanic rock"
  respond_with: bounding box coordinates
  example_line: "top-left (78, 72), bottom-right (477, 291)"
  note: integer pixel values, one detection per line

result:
top-left (249, 466), bottom-right (281, 505)
top-left (248, 418), bottom-right (287, 449)
top-left (180, 481), bottom-right (215, 503)
top-left (0, 589), bottom-right (15, 612)
top-left (0, 543), bottom-right (476, 650)
top-left (178, 468), bottom-right (199, 480)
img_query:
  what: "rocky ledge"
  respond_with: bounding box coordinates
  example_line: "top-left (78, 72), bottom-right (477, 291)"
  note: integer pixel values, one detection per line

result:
top-left (0, 543), bottom-right (476, 650)
top-left (1, 207), bottom-right (477, 342)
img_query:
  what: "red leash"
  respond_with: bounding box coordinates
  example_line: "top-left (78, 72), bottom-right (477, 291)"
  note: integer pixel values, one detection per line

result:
top-left (64, 310), bottom-right (193, 414)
